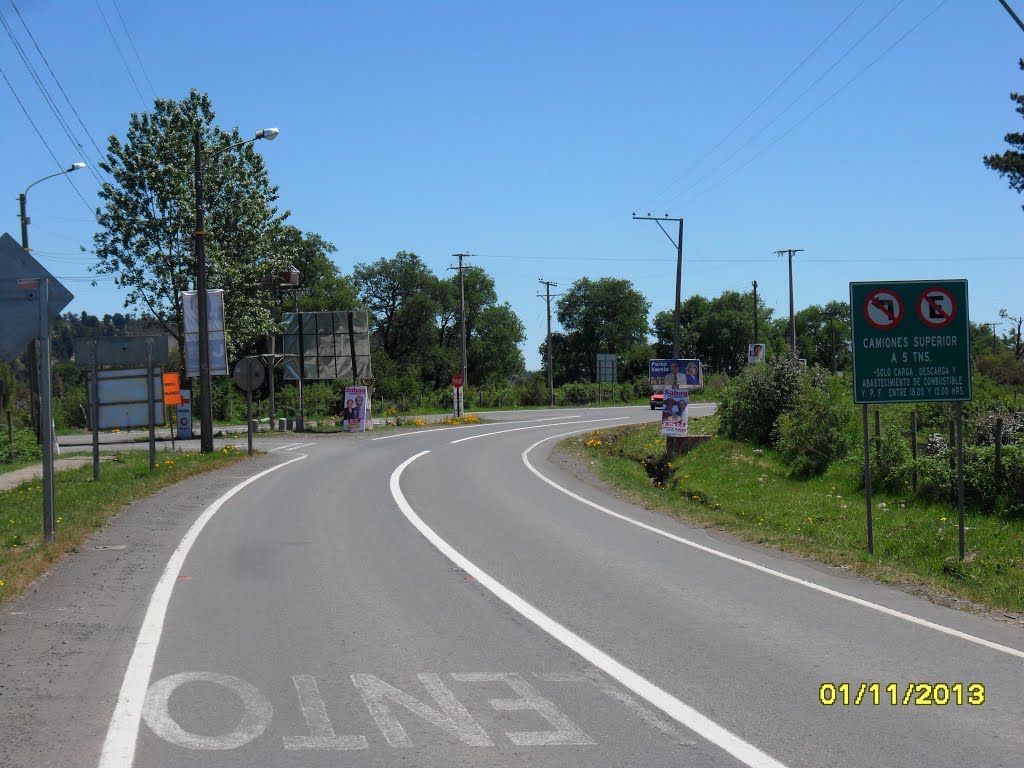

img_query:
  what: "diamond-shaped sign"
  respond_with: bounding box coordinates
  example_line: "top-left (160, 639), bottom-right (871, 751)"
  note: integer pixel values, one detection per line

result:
top-left (0, 232), bottom-right (74, 362)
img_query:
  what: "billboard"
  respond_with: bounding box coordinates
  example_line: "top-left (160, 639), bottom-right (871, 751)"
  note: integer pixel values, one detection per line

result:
top-left (182, 290), bottom-right (228, 378)
top-left (747, 343), bottom-right (766, 365)
top-left (596, 353), bottom-right (617, 383)
top-left (282, 310), bottom-right (372, 382)
top-left (649, 359), bottom-right (702, 390)
top-left (88, 366), bottom-right (166, 429)
top-left (660, 388), bottom-right (689, 437)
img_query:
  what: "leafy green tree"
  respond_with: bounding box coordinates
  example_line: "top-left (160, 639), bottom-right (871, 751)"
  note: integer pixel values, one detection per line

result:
top-left (470, 303), bottom-right (526, 385)
top-left (276, 226), bottom-right (357, 312)
top-left (551, 277), bottom-right (651, 384)
top-left (655, 290), bottom-right (778, 373)
top-left (984, 59), bottom-right (1024, 210)
top-left (354, 251), bottom-right (440, 367)
top-left (794, 301), bottom-right (851, 372)
top-left (92, 89), bottom-right (293, 359)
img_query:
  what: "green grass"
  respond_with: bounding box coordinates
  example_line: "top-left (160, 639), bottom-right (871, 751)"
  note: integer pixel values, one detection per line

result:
top-left (566, 416), bottom-right (1024, 613)
top-left (0, 446), bottom-right (249, 605)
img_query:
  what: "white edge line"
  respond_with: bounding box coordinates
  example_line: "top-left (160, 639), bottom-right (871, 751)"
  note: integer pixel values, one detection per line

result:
top-left (267, 443), bottom-right (299, 452)
top-left (450, 417), bottom-right (628, 444)
top-left (97, 453), bottom-right (309, 768)
top-left (390, 450), bottom-right (788, 768)
top-left (522, 431), bottom-right (1024, 661)
top-left (371, 420), bottom-right (511, 440)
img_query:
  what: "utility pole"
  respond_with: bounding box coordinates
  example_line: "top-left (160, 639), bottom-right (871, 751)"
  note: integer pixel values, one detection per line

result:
top-left (633, 213), bottom-right (684, 358)
top-left (18, 195), bottom-right (40, 439)
top-left (538, 279), bottom-right (559, 406)
top-left (774, 248), bottom-right (803, 357)
top-left (752, 280), bottom-right (759, 344)
top-left (448, 254), bottom-right (472, 416)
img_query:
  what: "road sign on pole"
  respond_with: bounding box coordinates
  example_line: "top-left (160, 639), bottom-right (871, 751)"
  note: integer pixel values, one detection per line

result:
top-left (0, 232), bottom-right (74, 362)
top-left (850, 280), bottom-right (971, 404)
top-left (451, 374), bottom-right (463, 389)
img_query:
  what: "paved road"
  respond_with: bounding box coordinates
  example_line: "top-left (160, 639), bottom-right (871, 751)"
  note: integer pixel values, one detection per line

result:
top-left (4, 404), bottom-right (1023, 768)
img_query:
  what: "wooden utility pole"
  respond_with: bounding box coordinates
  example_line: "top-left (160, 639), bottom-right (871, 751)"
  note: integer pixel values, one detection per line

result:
top-left (538, 279), bottom-right (559, 406)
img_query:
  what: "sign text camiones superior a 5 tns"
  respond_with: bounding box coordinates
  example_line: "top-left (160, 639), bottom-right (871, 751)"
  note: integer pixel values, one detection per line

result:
top-left (849, 280), bottom-right (971, 404)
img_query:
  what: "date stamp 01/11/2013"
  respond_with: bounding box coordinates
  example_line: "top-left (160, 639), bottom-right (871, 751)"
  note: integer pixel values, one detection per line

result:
top-left (819, 682), bottom-right (985, 706)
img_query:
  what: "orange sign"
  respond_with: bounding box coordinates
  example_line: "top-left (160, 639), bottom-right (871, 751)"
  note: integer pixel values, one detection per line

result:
top-left (162, 372), bottom-right (182, 406)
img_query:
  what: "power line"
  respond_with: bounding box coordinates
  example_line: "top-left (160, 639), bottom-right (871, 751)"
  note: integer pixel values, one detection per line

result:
top-left (0, 64), bottom-right (94, 215)
top-left (691, 0), bottom-right (948, 202)
top-left (8, 0), bottom-right (109, 172)
top-left (94, 0), bottom-right (146, 107)
top-left (671, 0), bottom-right (910, 206)
top-left (0, 8), bottom-right (104, 187)
top-left (642, 0), bottom-right (869, 212)
top-left (110, 0), bottom-right (156, 99)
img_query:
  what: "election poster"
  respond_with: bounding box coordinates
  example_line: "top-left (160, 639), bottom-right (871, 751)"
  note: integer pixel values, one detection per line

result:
top-left (747, 343), bottom-right (766, 365)
top-left (342, 385), bottom-right (369, 432)
top-left (649, 359), bottom-right (703, 390)
top-left (660, 388), bottom-right (689, 437)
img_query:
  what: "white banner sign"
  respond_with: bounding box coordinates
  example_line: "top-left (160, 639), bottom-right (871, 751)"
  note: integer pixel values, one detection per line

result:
top-left (177, 389), bottom-right (193, 439)
top-left (182, 290), bottom-right (228, 378)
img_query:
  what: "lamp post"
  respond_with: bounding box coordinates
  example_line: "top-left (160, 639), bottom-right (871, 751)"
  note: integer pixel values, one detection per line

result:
top-left (18, 162), bottom-right (87, 440)
top-left (193, 128), bottom-right (279, 453)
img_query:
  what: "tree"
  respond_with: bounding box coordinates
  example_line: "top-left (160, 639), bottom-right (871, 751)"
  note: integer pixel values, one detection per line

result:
top-left (275, 226), bottom-right (357, 312)
top-left (552, 277), bottom-right (650, 384)
top-left (794, 301), bottom-right (851, 372)
top-left (470, 303), bottom-right (526, 385)
top-left (353, 251), bottom-right (440, 367)
top-left (655, 290), bottom-right (779, 374)
top-left (92, 90), bottom-right (293, 359)
top-left (984, 59), bottom-right (1024, 210)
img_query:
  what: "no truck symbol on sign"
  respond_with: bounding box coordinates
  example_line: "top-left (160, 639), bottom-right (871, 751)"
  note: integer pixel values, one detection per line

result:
top-left (863, 288), bottom-right (904, 330)
top-left (917, 287), bottom-right (957, 328)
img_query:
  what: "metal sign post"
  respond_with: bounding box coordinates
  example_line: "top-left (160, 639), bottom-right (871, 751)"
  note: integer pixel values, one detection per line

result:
top-left (233, 358), bottom-right (265, 456)
top-left (146, 339), bottom-right (156, 471)
top-left (850, 279), bottom-right (972, 558)
top-left (39, 278), bottom-right (55, 543)
top-left (90, 342), bottom-right (100, 481)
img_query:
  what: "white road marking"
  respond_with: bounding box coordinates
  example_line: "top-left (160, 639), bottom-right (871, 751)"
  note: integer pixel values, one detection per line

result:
top-left (450, 417), bottom-right (628, 444)
top-left (390, 451), bottom-right (788, 768)
top-left (535, 672), bottom-right (693, 747)
top-left (452, 673), bottom-right (593, 746)
top-left (521, 431), bottom-right (1024, 661)
top-left (351, 673), bottom-right (492, 748)
top-left (284, 442), bottom-right (316, 451)
top-left (96, 453), bottom-right (308, 768)
top-left (141, 672), bottom-right (273, 750)
top-left (372, 413), bottom-right (603, 442)
top-left (285, 675), bottom-right (367, 750)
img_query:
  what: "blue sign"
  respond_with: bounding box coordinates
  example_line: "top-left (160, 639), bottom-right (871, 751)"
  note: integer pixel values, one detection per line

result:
top-left (649, 359), bottom-right (702, 389)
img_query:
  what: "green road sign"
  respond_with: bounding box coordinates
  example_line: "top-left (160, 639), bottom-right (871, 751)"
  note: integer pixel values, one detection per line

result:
top-left (850, 280), bottom-right (971, 404)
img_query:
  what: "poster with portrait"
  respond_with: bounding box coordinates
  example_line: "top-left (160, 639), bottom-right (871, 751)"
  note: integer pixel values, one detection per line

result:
top-left (660, 388), bottom-right (689, 436)
top-left (342, 385), bottom-right (369, 432)
top-left (649, 359), bottom-right (703, 390)
top-left (747, 343), bottom-right (766, 365)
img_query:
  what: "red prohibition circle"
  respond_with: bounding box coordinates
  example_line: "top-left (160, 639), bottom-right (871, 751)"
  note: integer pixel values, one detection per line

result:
top-left (916, 287), bottom-right (957, 329)
top-left (863, 289), bottom-right (904, 331)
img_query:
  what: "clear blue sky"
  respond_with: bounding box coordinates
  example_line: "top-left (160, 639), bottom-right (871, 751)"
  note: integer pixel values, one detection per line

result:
top-left (2, 0), bottom-right (1021, 370)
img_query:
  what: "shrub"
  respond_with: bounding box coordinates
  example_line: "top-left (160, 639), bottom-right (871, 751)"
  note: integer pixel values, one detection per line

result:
top-left (0, 428), bottom-right (43, 463)
top-left (775, 380), bottom-right (854, 477)
top-left (873, 426), bottom-right (913, 494)
top-left (718, 356), bottom-right (807, 446)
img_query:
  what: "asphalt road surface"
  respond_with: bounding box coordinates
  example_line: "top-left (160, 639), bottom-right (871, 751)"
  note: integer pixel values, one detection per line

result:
top-left (4, 404), bottom-right (1024, 768)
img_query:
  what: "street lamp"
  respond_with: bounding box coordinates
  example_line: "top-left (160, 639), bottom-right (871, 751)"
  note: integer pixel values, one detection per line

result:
top-left (194, 128), bottom-right (280, 453)
top-left (19, 162), bottom-right (87, 439)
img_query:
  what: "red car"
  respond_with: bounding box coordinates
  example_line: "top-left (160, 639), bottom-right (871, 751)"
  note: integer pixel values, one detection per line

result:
top-left (650, 392), bottom-right (663, 410)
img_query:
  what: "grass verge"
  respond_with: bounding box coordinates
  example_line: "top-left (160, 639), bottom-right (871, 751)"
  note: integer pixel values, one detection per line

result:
top-left (564, 416), bottom-right (1024, 614)
top-left (0, 446), bottom-right (248, 606)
